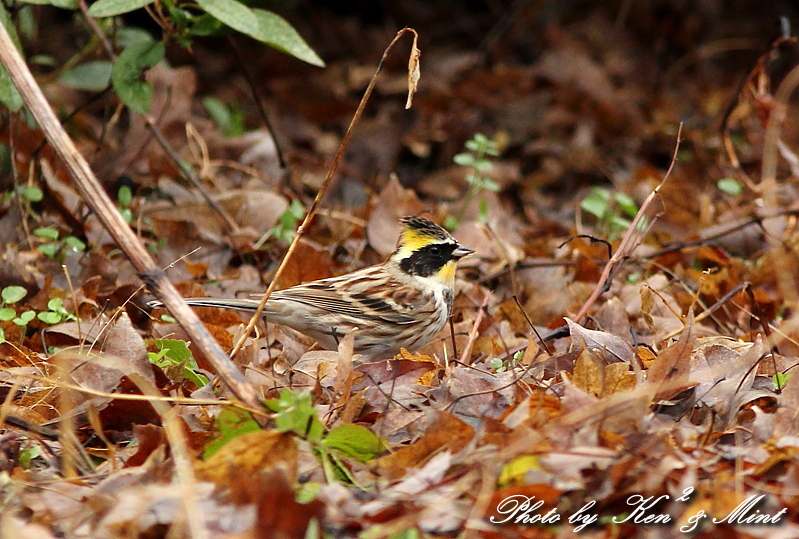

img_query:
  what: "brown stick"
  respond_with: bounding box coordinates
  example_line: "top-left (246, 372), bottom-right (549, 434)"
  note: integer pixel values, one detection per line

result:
top-left (229, 27), bottom-right (421, 358)
top-left (0, 24), bottom-right (266, 420)
top-left (573, 123), bottom-right (683, 322)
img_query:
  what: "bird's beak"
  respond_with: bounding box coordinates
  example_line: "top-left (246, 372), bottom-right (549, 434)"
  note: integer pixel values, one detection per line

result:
top-left (452, 244), bottom-right (474, 259)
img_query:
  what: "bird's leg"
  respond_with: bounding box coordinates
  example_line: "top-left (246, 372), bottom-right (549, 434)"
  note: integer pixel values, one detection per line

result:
top-left (330, 327), bottom-right (340, 346)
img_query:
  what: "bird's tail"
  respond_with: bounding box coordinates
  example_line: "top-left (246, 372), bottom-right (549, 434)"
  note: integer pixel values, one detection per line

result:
top-left (149, 298), bottom-right (264, 313)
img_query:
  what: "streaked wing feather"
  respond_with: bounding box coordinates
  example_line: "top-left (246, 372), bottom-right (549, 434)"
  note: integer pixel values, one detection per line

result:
top-left (270, 268), bottom-right (425, 325)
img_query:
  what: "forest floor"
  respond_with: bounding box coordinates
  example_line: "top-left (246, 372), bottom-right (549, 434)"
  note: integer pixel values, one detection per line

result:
top-left (4, 2), bottom-right (799, 538)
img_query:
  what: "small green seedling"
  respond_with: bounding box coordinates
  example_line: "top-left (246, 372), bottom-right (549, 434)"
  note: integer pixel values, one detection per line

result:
top-left (256, 199), bottom-right (305, 248)
top-left (580, 187), bottom-right (641, 241)
top-left (446, 133), bottom-right (500, 231)
top-left (33, 226), bottom-right (86, 261)
top-left (148, 339), bottom-right (209, 389)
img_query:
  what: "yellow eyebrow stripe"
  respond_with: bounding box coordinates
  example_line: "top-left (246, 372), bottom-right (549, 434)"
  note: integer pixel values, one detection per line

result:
top-left (400, 228), bottom-right (437, 252)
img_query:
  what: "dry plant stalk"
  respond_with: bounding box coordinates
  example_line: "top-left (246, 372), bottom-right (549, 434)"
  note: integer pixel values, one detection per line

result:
top-left (0, 24), bottom-right (264, 419)
top-left (573, 123), bottom-right (683, 322)
top-left (230, 27), bottom-right (422, 358)
top-left (760, 62), bottom-right (799, 327)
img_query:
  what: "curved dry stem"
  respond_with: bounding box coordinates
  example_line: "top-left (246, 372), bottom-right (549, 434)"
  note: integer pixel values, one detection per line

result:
top-left (760, 63), bottom-right (799, 345)
top-left (229, 27), bottom-right (421, 359)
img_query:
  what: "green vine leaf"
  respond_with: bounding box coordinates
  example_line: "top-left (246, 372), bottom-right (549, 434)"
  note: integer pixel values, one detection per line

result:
top-left (111, 40), bottom-right (165, 113)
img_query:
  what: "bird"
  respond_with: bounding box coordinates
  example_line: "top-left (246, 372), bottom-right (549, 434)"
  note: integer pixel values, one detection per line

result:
top-left (151, 216), bottom-right (474, 361)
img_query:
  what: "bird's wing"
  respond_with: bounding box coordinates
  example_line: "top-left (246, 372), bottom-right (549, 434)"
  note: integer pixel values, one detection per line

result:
top-left (269, 267), bottom-right (426, 326)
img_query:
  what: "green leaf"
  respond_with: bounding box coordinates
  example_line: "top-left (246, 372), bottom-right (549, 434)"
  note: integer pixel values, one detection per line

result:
top-left (58, 61), bottom-right (112, 92)
top-left (479, 177), bottom-right (500, 192)
top-left (0, 4), bottom-right (24, 111)
top-left (265, 389), bottom-right (323, 441)
top-left (288, 198), bottom-right (304, 218)
top-left (0, 308), bottom-right (16, 321)
top-left (295, 482), bottom-right (321, 504)
top-left (162, 0), bottom-right (192, 32)
top-left (304, 518), bottom-right (320, 539)
top-left (88, 0), bottom-right (155, 17)
top-left (387, 528), bottom-right (421, 539)
top-left (37, 243), bottom-right (59, 258)
top-left (195, 0), bottom-right (258, 37)
top-left (0, 328), bottom-right (5, 343)
top-left (0, 67), bottom-right (23, 111)
top-left (37, 311), bottom-right (62, 324)
top-left (33, 226), bottom-right (59, 240)
top-left (19, 185), bottom-right (43, 201)
top-left (613, 192), bottom-right (638, 218)
top-left (16, 310), bottom-right (36, 324)
top-left (580, 192), bottom-right (609, 219)
top-left (203, 407), bottom-right (261, 458)
top-left (322, 424), bottom-right (384, 461)
top-left (16, 0), bottom-right (77, 8)
top-left (117, 185), bottom-right (132, 207)
top-left (590, 186), bottom-right (611, 200)
top-left (18, 445), bottom-right (41, 469)
top-left (774, 372), bottom-right (792, 391)
top-left (15, 5), bottom-right (36, 41)
top-left (478, 198), bottom-right (489, 223)
top-left (717, 177), bottom-right (742, 196)
top-left (609, 215), bottom-right (633, 230)
top-left (152, 338), bottom-right (193, 364)
top-left (149, 339), bottom-right (207, 387)
top-left (488, 357), bottom-right (504, 370)
top-left (473, 133), bottom-right (489, 145)
top-left (453, 153), bottom-right (474, 166)
top-left (250, 9), bottom-right (324, 67)
top-left (203, 96), bottom-right (229, 126)
top-left (111, 40), bottom-right (165, 114)
top-left (473, 159), bottom-right (493, 172)
top-left (49, 0), bottom-right (78, 8)
top-left (189, 13), bottom-right (224, 37)
top-left (117, 27), bottom-right (154, 47)
top-left (203, 96), bottom-right (244, 136)
top-left (47, 298), bottom-right (64, 312)
top-left (2, 286), bottom-right (27, 304)
top-left (63, 235), bottom-right (87, 251)
top-left (184, 369), bottom-right (209, 389)
top-left (147, 339), bottom-right (208, 387)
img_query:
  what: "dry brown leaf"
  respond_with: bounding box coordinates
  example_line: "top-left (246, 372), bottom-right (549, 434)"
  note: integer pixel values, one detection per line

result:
top-left (572, 351), bottom-right (635, 398)
top-left (274, 238), bottom-right (334, 289)
top-left (646, 312), bottom-right (696, 401)
top-left (253, 470), bottom-right (325, 539)
top-left (375, 412), bottom-right (474, 480)
top-left (195, 430), bottom-right (297, 486)
top-left (565, 317), bottom-right (635, 364)
top-left (405, 31), bottom-right (421, 109)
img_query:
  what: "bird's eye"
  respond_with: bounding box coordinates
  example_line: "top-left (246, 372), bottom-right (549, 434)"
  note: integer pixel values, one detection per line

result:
top-left (430, 245), bottom-right (441, 256)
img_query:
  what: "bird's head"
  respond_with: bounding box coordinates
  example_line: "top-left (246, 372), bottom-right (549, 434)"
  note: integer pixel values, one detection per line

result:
top-left (389, 216), bottom-right (473, 284)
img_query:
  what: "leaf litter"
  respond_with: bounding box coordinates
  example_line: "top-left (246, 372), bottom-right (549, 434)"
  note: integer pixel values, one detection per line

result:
top-left (4, 4), bottom-right (799, 538)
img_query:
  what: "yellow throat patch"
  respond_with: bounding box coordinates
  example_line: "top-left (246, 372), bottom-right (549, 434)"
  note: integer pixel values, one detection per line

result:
top-left (436, 260), bottom-right (457, 284)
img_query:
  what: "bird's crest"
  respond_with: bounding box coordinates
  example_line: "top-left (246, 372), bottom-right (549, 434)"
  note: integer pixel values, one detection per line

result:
top-left (397, 216), bottom-right (453, 251)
